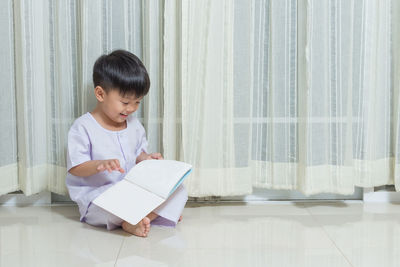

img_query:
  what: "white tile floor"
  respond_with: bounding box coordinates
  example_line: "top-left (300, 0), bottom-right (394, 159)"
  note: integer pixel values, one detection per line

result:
top-left (1, 201), bottom-right (400, 267)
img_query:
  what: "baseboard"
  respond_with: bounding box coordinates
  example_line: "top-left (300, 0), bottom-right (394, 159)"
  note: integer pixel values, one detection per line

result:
top-left (0, 191), bottom-right (51, 206)
top-left (363, 187), bottom-right (400, 203)
top-left (1, 188), bottom-right (399, 206)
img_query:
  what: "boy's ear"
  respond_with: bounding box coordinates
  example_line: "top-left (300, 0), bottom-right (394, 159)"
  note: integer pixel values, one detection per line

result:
top-left (94, 86), bottom-right (106, 102)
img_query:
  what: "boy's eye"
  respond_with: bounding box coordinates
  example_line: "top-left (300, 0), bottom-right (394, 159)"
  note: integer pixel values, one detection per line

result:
top-left (121, 101), bottom-right (129, 105)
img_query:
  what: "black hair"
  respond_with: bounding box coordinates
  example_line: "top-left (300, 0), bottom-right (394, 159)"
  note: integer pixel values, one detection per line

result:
top-left (93, 50), bottom-right (150, 97)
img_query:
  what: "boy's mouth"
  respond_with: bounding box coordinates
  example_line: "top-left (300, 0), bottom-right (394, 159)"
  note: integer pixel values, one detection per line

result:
top-left (120, 113), bottom-right (128, 118)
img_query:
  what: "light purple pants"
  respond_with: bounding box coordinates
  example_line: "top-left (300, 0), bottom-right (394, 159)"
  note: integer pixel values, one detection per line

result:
top-left (84, 185), bottom-right (188, 230)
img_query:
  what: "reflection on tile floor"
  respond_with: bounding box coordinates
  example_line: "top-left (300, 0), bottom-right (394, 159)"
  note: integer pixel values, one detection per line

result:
top-left (1, 202), bottom-right (400, 266)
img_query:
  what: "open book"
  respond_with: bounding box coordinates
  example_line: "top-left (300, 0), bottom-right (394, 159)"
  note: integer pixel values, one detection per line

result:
top-left (93, 160), bottom-right (192, 225)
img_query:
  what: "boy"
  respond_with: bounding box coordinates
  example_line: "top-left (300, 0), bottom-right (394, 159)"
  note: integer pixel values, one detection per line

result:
top-left (66, 50), bottom-right (188, 237)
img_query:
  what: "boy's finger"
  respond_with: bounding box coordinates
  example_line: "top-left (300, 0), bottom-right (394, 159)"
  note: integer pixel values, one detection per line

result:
top-left (110, 162), bottom-right (117, 170)
top-left (119, 167), bottom-right (125, 173)
top-left (114, 159), bottom-right (121, 168)
top-left (97, 164), bottom-right (105, 171)
top-left (152, 153), bottom-right (163, 159)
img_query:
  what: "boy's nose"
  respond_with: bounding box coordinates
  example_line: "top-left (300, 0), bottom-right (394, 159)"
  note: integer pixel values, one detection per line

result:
top-left (127, 105), bottom-right (136, 113)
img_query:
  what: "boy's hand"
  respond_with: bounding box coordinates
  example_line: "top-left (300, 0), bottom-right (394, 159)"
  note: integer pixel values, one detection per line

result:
top-left (136, 152), bottom-right (164, 163)
top-left (96, 159), bottom-right (125, 173)
top-left (149, 153), bottom-right (163, 160)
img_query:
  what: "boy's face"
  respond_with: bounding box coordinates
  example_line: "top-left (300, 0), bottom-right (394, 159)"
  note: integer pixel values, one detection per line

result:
top-left (95, 87), bottom-right (143, 124)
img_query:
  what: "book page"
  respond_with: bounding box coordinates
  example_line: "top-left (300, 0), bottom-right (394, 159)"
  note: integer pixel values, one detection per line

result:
top-left (93, 179), bottom-right (164, 225)
top-left (124, 160), bottom-right (192, 199)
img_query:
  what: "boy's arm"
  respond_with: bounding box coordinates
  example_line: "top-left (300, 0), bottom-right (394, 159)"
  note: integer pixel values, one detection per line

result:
top-left (69, 159), bottom-right (125, 177)
top-left (136, 152), bottom-right (163, 164)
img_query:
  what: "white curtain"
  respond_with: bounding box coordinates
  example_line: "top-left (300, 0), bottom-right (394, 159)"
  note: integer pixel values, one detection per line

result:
top-left (177, 0), bottom-right (253, 196)
top-left (0, 0), bottom-right (148, 196)
top-left (0, 0), bottom-right (18, 195)
top-left (165, 0), bottom-right (399, 196)
top-left (1, 0), bottom-right (399, 197)
top-left (393, 0), bottom-right (400, 190)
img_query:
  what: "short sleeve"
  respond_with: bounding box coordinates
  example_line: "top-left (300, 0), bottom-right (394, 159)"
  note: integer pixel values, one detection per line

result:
top-left (135, 121), bottom-right (148, 157)
top-left (67, 124), bottom-right (92, 171)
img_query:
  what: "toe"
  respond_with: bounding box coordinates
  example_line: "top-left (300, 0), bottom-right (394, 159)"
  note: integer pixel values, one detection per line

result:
top-left (143, 217), bottom-right (150, 225)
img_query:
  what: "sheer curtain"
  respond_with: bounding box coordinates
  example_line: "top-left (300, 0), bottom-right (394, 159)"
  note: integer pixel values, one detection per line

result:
top-left (0, 0), bottom-right (18, 195)
top-left (393, 0), bottom-right (400, 190)
top-left (0, 0), bottom-right (150, 196)
top-left (251, 0), bottom-right (396, 195)
top-left (179, 0), bottom-right (253, 196)
top-left (0, 0), bottom-right (399, 197)
top-left (165, 0), bottom-right (399, 196)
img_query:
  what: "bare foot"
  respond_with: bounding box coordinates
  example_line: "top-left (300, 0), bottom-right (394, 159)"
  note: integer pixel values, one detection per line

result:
top-left (178, 216), bottom-right (182, 222)
top-left (122, 217), bottom-right (151, 237)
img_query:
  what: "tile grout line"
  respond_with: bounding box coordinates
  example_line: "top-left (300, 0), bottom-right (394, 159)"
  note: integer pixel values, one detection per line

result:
top-left (302, 203), bottom-right (355, 267)
top-left (114, 236), bottom-right (126, 266)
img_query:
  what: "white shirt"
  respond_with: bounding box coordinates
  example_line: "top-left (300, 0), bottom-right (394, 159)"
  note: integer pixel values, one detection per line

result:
top-left (65, 112), bottom-right (148, 220)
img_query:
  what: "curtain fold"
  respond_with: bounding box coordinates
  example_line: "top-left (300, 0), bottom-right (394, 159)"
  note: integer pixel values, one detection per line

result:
top-left (251, 0), bottom-right (300, 191)
top-left (142, 0), bottom-right (164, 154)
top-left (0, 0), bottom-right (18, 195)
top-left (14, 0), bottom-right (55, 195)
top-left (393, 0), bottom-right (400, 189)
top-left (163, 0), bottom-right (183, 161)
top-left (177, 0), bottom-right (253, 196)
